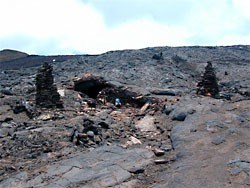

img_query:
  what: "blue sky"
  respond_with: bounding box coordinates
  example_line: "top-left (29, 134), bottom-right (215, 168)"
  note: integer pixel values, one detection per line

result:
top-left (0, 0), bottom-right (250, 55)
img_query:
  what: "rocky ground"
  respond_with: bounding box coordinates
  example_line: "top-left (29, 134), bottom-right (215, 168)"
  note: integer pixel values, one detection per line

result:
top-left (0, 45), bottom-right (249, 187)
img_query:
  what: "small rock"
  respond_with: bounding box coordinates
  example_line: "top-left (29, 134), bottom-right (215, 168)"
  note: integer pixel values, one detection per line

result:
top-left (163, 105), bottom-right (173, 115)
top-left (232, 114), bottom-right (246, 123)
top-left (94, 135), bottom-right (102, 144)
top-left (244, 176), bottom-right (250, 185)
top-left (2, 117), bottom-right (13, 122)
top-left (103, 131), bottom-right (111, 139)
top-left (160, 144), bottom-right (172, 152)
top-left (135, 115), bottom-right (157, 132)
top-left (37, 114), bottom-right (54, 121)
top-left (228, 167), bottom-right (242, 175)
top-left (211, 135), bottom-right (225, 145)
top-left (57, 89), bottom-right (65, 97)
top-left (152, 52), bottom-right (163, 60)
top-left (78, 133), bottom-right (88, 139)
top-left (87, 131), bottom-right (95, 138)
top-left (57, 114), bottom-right (65, 119)
top-left (139, 102), bottom-right (150, 114)
top-left (206, 120), bottom-right (225, 128)
top-left (13, 105), bottom-right (26, 114)
top-left (190, 128), bottom-right (197, 132)
top-left (228, 127), bottom-right (239, 134)
top-left (172, 111), bottom-right (187, 121)
top-left (187, 109), bottom-right (196, 114)
top-left (1, 89), bottom-right (13, 95)
top-left (98, 122), bottom-right (109, 129)
top-left (130, 136), bottom-right (142, 144)
top-left (206, 120), bottom-right (225, 132)
top-left (0, 128), bottom-right (9, 138)
top-left (154, 159), bottom-right (168, 164)
top-left (151, 89), bottom-right (176, 96)
top-left (128, 167), bottom-right (145, 174)
top-left (153, 148), bottom-right (165, 156)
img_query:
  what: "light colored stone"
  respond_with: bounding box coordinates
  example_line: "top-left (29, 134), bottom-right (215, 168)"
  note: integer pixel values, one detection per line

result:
top-left (153, 148), bottom-right (165, 156)
top-left (57, 89), bottom-right (65, 97)
top-left (128, 136), bottom-right (142, 145)
top-left (37, 113), bottom-right (54, 121)
top-left (135, 115), bottom-right (157, 132)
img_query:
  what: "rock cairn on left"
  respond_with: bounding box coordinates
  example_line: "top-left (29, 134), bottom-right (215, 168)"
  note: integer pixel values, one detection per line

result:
top-left (36, 62), bottom-right (63, 108)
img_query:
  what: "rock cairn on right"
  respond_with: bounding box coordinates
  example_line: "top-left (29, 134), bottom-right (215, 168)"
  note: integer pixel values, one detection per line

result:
top-left (197, 61), bottom-right (219, 98)
top-left (35, 62), bottom-right (63, 108)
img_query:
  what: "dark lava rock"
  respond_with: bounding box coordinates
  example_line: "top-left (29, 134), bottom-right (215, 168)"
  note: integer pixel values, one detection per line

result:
top-left (98, 122), bottom-right (109, 129)
top-left (1, 117), bottom-right (13, 122)
top-left (244, 176), bottom-right (250, 185)
top-left (227, 127), bottom-right (239, 134)
top-left (153, 148), bottom-right (165, 156)
top-left (206, 120), bottom-right (225, 129)
top-left (0, 128), bottom-right (9, 138)
top-left (128, 167), bottom-right (145, 174)
top-left (87, 131), bottom-right (95, 138)
top-left (163, 106), bottom-right (174, 115)
top-left (1, 89), bottom-right (13, 95)
top-left (151, 89), bottom-right (177, 96)
top-left (154, 159), bottom-right (168, 164)
top-left (152, 52), bottom-right (163, 60)
top-left (211, 135), bottom-right (225, 145)
top-left (13, 105), bottom-right (26, 114)
top-left (82, 118), bottom-right (98, 134)
top-left (171, 111), bottom-right (187, 121)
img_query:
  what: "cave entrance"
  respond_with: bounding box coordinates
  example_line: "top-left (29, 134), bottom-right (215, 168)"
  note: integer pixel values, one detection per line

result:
top-left (74, 77), bottom-right (110, 99)
top-left (73, 75), bottom-right (149, 108)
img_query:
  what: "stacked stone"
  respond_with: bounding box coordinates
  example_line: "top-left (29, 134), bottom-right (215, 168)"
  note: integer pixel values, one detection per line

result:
top-left (197, 61), bottom-right (219, 98)
top-left (36, 62), bottom-right (63, 108)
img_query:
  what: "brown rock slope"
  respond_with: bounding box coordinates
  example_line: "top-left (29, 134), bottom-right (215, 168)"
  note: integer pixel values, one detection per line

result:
top-left (0, 49), bottom-right (28, 62)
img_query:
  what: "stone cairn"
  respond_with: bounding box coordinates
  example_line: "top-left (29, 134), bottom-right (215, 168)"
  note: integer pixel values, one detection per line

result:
top-left (197, 61), bottom-right (219, 98)
top-left (36, 62), bottom-right (63, 108)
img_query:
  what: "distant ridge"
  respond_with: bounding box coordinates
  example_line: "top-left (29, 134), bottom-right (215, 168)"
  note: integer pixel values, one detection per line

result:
top-left (0, 49), bottom-right (29, 62)
top-left (0, 49), bottom-right (84, 70)
top-left (1, 45), bottom-right (250, 70)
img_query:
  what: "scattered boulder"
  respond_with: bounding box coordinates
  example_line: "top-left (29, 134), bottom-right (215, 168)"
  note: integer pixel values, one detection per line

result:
top-left (135, 115), bottom-right (157, 132)
top-left (87, 131), bottom-right (95, 138)
top-left (154, 159), bottom-right (168, 164)
top-left (11, 101), bottom-right (36, 118)
top-left (127, 136), bottom-right (142, 145)
top-left (98, 122), bottom-right (109, 129)
top-left (171, 111), bottom-right (187, 121)
top-left (0, 128), bottom-right (9, 138)
top-left (206, 120), bottom-right (225, 133)
top-left (163, 105), bottom-right (174, 115)
top-left (1, 89), bottom-right (13, 95)
top-left (211, 135), bottom-right (225, 145)
top-left (150, 89), bottom-right (177, 96)
top-left (37, 113), bottom-right (54, 121)
top-left (153, 148), bottom-right (165, 156)
top-left (152, 52), bottom-right (163, 60)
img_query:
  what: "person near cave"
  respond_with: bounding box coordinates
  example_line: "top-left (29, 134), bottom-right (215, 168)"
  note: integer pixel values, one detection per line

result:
top-left (115, 98), bottom-right (121, 108)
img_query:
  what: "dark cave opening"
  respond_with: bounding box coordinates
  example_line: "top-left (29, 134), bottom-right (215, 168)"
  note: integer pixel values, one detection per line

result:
top-left (73, 76), bottom-right (149, 108)
top-left (74, 79), bottom-right (109, 99)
